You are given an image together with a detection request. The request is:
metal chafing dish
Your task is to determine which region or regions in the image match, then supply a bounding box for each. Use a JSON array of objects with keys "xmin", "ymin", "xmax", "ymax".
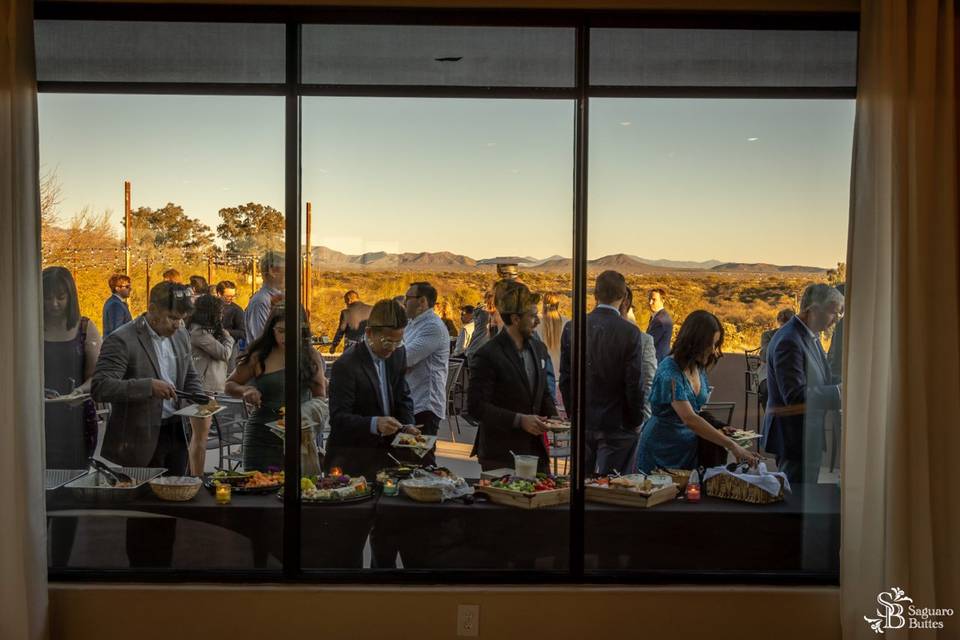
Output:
[
  {"xmin": 63, "ymin": 466, "xmax": 166, "ymax": 503},
  {"xmin": 45, "ymin": 469, "xmax": 89, "ymax": 491}
]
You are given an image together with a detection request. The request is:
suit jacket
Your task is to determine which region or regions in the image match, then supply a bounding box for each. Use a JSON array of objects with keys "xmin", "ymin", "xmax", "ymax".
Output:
[
  {"xmin": 331, "ymin": 301, "xmax": 372, "ymax": 351},
  {"xmin": 221, "ymin": 302, "xmax": 246, "ymax": 343},
  {"xmin": 646, "ymin": 308, "xmax": 673, "ymax": 362},
  {"xmin": 102, "ymin": 294, "xmax": 132, "ymax": 337},
  {"xmin": 189, "ymin": 326, "xmax": 235, "ymax": 393},
  {"xmin": 639, "ymin": 331, "xmax": 657, "ymax": 423},
  {"xmin": 92, "ymin": 315, "xmax": 205, "ymax": 466},
  {"xmin": 559, "ymin": 307, "xmax": 644, "ymax": 434},
  {"xmin": 761, "ymin": 315, "xmax": 842, "ymax": 461},
  {"xmin": 468, "ymin": 330, "xmax": 558, "ymax": 471},
  {"xmin": 325, "ymin": 342, "xmax": 415, "ymax": 479}
]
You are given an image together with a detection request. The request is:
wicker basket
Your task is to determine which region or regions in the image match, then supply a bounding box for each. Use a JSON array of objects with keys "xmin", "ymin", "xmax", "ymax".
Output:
[
  {"xmin": 399, "ymin": 481, "xmax": 444, "ymax": 503},
  {"xmin": 149, "ymin": 476, "xmax": 202, "ymax": 502},
  {"xmin": 664, "ymin": 468, "xmax": 692, "ymax": 491},
  {"xmin": 704, "ymin": 472, "xmax": 784, "ymax": 504}
]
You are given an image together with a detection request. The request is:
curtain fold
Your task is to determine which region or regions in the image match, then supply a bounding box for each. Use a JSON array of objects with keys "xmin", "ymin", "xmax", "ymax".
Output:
[
  {"xmin": 842, "ymin": 1, "xmax": 960, "ymax": 638},
  {"xmin": 0, "ymin": 0, "xmax": 49, "ymax": 638}
]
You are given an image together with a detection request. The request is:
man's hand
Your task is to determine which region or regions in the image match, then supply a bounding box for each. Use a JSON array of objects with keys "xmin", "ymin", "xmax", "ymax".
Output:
[
  {"xmin": 519, "ymin": 414, "xmax": 548, "ymax": 436},
  {"xmin": 376, "ymin": 416, "xmax": 403, "ymax": 436},
  {"xmin": 151, "ymin": 379, "xmax": 176, "ymax": 400},
  {"xmin": 241, "ymin": 386, "xmax": 262, "ymax": 408},
  {"xmin": 401, "ymin": 424, "xmax": 421, "ymax": 435}
]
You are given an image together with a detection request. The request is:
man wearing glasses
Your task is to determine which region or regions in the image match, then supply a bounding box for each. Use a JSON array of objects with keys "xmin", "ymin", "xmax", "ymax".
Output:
[
  {"xmin": 762, "ymin": 283, "xmax": 844, "ymax": 484},
  {"xmin": 468, "ymin": 280, "xmax": 559, "ymax": 472},
  {"xmin": 102, "ymin": 273, "xmax": 133, "ymax": 336},
  {"xmin": 326, "ymin": 299, "xmax": 421, "ymax": 481}
]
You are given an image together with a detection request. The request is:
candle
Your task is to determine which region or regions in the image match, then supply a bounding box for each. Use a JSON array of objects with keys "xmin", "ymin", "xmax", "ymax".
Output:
[
  {"xmin": 330, "ymin": 467, "xmax": 343, "ymax": 477},
  {"xmin": 383, "ymin": 480, "xmax": 398, "ymax": 496},
  {"xmin": 215, "ymin": 482, "xmax": 232, "ymax": 505},
  {"xmin": 685, "ymin": 483, "xmax": 701, "ymax": 502}
]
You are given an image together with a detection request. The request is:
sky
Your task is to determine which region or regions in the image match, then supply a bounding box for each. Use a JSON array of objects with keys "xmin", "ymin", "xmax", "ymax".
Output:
[{"xmin": 39, "ymin": 94, "xmax": 855, "ymax": 267}]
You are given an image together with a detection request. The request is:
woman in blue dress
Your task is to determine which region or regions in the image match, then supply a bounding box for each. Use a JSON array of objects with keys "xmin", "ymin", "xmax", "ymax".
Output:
[{"xmin": 636, "ymin": 310, "xmax": 759, "ymax": 472}]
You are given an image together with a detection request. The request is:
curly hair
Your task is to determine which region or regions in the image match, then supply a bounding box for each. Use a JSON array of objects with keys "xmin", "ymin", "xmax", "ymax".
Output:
[{"xmin": 189, "ymin": 294, "xmax": 226, "ymax": 341}]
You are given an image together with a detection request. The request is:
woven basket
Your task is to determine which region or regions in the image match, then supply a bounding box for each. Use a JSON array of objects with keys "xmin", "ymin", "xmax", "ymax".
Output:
[
  {"xmin": 149, "ymin": 476, "xmax": 202, "ymax": 502},
  {"xmin": 400, "ymin": 482, "xmax": 444, "ymax": 503},
  {"xmin": 704, "ymin": 473, "xmax": 784, "ymax": 504},
  {"xmin": 665, "ymin": 468, "xmax": 692, "ymax": 491}
]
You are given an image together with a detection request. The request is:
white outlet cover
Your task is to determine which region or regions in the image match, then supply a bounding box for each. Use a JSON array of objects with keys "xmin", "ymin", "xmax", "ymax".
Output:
[{"xmin": 457, "ymin": 604, "xmax": 480, "ymax": 637}]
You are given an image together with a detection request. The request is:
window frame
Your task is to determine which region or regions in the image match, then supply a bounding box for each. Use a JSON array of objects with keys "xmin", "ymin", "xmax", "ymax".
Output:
[{"xmin": 35, "ymin": 1, "xmax": 856, "ymax": 586}]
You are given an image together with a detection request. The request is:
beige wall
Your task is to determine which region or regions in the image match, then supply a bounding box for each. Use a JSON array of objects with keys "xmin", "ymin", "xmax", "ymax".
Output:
[{"xmin": 51, "ymin": 584, "xmax": 840, "ymax": 639}]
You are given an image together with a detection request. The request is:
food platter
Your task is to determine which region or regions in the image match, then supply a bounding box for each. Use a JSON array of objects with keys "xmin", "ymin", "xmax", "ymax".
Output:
[
  {"xmin": 390, "ymin": 432, "xmax": 437, "ymax": 457},
  {"xmin": 585, "ymin": 474, "xmax": 678, "ymax": 508},
  {"xmin": 204, "ymin": 470, "xmax": 284, "ymax": 494},
  {"xmin": 544, "ymin": 419, "xmax": 572, "ymax": 433},
  {"xmin": 475, "ymin": 474, "xmax": 570, "ymax": 509},
  {"xmin": 173, "ymin": 399, "xmax": 226, "ymax": 418},
  {"xmin": 45, "ymin": 468, "xmax": 89, "ymax": 491},
  {"xmin": 729, "ymin": 430, "xmax": 763, "ymax": 447},
  {"xmin": 289, "ymin": 474, "xmax": 375, "ymax": 504}
]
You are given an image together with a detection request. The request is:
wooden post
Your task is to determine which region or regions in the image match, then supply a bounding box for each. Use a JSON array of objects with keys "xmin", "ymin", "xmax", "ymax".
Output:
[
  {"xmin": 251, "ymin": 255, "xmax": 257, "ymax": 296},
  {"xmin": 304, "ymin": 202, "xmax": 312, "ymax": 311},
  {"xmin": 124, "ymin": 181, "xmax": 131, "ymax": 275},
  {"xmin": 207, "ymin": 255, "xmax": 213, "ymax": 287},
  {"xmin": 145, "ymin": 254, "xmax": 151, "ymax": 296}
]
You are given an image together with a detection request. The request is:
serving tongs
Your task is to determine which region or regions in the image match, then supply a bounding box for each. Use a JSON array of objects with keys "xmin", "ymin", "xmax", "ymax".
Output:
[
  {"xmin": 175, "ymin": 389, "xmax": 212, "ymax": 404},
  {"xmin": 88, "ymin": 458, "xmax": 133, "ymax": 487}
]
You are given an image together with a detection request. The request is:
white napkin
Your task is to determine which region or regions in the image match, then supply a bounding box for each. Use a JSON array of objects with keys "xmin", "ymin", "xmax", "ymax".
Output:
[{"xmin": 702, "ymin": 462, "xmax": 791, "ymax": 497}]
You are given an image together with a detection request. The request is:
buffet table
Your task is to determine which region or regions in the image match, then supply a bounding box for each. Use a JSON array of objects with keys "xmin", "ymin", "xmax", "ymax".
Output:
[{"xmin": 46, "ymin": 483, "xmax": 838, "ymax": 573}]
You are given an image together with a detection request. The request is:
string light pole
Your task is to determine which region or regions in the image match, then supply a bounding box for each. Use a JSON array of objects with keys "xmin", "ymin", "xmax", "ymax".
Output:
[{"xmin": 124, "ymin": 180, "xmax": 131, "ymax": 275}]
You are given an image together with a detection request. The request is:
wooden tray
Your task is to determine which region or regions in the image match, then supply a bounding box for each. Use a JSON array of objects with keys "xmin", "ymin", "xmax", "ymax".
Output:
[
  {"xmin": 476, "ymin": 485, "xmax": 570, "ymax": 509},
  {"xmin": 585, "ymin": 483, "xmax": 678, "ymax": 508}
]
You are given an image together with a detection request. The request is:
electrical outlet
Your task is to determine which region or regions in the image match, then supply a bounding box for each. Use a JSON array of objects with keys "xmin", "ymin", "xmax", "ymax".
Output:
[{"xmin": 457, "ymin": 604, "xmax": 480, "ymax": 637}]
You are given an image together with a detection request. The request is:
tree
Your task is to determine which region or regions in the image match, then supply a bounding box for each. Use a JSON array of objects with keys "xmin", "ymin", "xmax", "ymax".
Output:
[
  {"xmin": 826, "ymin": 262, "xmax": 847, "ymax": 286},
  {"xmin": 124, "ymin": 203, "xmax": 215, "ymax": 258},
  {"xmin": 217, "ymin": 202, "xmax": 285, "ymax": 257},
  {"xmin": 40, "ymin": 167, "xmax": 63, "ymax": 229}
]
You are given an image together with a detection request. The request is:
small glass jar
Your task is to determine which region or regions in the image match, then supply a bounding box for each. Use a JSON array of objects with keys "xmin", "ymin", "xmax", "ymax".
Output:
[
  {"xmin": 215, "ymin": 482, "xmax": 232, "ymax": 505},
  {"xmin": 382, "ymin": 480, "xmax": 398, "ymax": 497}
]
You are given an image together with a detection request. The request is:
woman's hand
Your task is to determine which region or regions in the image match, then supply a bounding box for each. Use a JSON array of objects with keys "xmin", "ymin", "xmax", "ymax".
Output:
[
  {"xmin": 241, "ymin": 385, "xmax": 262, "ymax": 408},
  {"xmin": 730, "ymin": 443, "xmax": 760, "ymax": 466}
]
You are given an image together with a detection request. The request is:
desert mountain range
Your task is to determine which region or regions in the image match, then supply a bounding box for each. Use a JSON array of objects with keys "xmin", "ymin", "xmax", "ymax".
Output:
[{"xmin": 309, "ymin": 246, "xmax": 827, "ymax": 274}]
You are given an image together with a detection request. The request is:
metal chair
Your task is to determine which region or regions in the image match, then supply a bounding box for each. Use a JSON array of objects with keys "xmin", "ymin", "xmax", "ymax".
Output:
[
  {"xmin": 702, "ymin": 401, "xmax": 736, "ymax": 427},
  {"xmin": 445, "ymin": 358, "xmax": 465, "ymax": 442},
  {"xmin": 743, "ymin": 347, "xmax": 763, "ymax": 429},
  {"xmin": 211, "ymin": 395, "xmax": 248, "ymax": 471}
]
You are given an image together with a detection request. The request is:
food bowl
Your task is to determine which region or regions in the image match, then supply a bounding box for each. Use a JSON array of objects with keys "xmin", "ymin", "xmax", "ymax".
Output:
[
  {"xmin": 399, "ymin": 481, "xmax": 444, "ymax": 503},
  {"xmin": 665, "ymin": 468, "xmax": 692, "ymax": 490},
  {"xmin": 149, "ymin": 476, "xmax": 202, "ymax": 502}
]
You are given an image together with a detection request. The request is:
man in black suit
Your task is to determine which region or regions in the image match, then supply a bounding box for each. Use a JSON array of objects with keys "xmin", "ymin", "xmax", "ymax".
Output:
[
  {"xmin": 325, "ymin": 299, "xmax": 419, "ymax": 481},
  {"xmin": 646, "ymin": 287, "xmax": 674, "ymax": 362},
  {"xmin": 560, "ymin": 271, "xmax": 645, "ymax": 475},
  {"xmin": 469, "ymin": 280, "xmax": 558, "ymax": 472}
]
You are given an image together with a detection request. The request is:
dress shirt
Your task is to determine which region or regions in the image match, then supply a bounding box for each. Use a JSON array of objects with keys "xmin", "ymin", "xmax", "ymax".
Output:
[
  {"xmin": 366, "ymin": 339, "xmax": 391, "ymax": 435},
  {"xmin": 403, "ymin": 309, "xmax": 450, "ymax": 419},
  {"xmin": 145, "ymin": 320, "xmax": 178, "ymax": 419},
  {"xmin": 244, "ymin": 285, "xmax": 281, "ymax": 344},
  {"xmin": 453, "ymin": 321, "xmax": 475, "ymax": 356}
]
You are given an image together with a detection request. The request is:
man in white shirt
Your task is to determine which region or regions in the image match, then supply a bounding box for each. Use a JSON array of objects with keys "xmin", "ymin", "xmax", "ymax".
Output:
[
  {"xmin": 453, "ymin": 305, "xmax": 475, "ymax": 356},
  {"xmin": 244, "ymin": 250, "xmax": 284, "ymax": 343},
  {"xmin": 403, "ymin": 281, "xmax": 450, "ymax": 464}
]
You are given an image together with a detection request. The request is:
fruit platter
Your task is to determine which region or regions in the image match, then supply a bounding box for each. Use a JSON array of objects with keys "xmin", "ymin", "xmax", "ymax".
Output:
[
  {"xmin": 585, "ymin": 473, "xmax": 678, "ymax": 508},
  {"xmin": 293, "ymin": 474, "xmax": 374, "ymax": 504},
  {"xmin": 204, "ymin": 469, "xmax": 284, "ymax": 494},
  {"xmin": 475, "ymin": 473, "xmax": 570, "ymax": 509}
]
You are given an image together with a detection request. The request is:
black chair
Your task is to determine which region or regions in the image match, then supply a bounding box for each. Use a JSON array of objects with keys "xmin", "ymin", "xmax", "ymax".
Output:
[
  {"xmin": 445, "ymin": 357, "xmax": 465, "ymax": 442},
  {"xmin": 743, "ymin": 347, "xmax": 763, "ymax": 429},
  {"xmin": 702, "ymin": 401, "xmax": 736, "ymax": 427}
]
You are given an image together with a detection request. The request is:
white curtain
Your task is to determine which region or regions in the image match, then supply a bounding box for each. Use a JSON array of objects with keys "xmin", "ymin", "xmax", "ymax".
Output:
[
  {"xmin": 842, "ymin": 1, "xmax": 959, "ymax": 638},
  {"xmin": 0, "ymin": 0, "xmax": 49, "ymax": 638}
]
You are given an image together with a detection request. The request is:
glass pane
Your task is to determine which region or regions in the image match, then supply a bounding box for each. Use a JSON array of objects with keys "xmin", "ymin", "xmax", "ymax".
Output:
[
  {"xmin": 39, "ymin": 94, "xmax": 285, "ymax": 570},
  {"xmin": 300, "ymin": 97, "xmax": 574, "ymax": 571},
  {"xmin": 35, "ymin": 20, "xmax": 286, "ymax": 83},
  {"xmin": 591, "ymin": 28, "xmax": 858, "ymax": 87},
  {"xmin": 584, "ymin": 98, "xmax": 853, "ymax": 574},
  {"xmin": 302, "ymin": 25, "xmax": 575, "ymax": 87}
]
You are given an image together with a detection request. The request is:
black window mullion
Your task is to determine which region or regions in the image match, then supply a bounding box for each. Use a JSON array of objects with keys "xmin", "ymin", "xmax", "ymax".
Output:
[{"xmin": 282, "ymin": 20, "xmax": 303, "ymax": 579}]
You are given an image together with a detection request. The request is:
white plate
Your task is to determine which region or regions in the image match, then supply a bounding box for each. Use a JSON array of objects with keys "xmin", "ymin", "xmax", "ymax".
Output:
[
  {"xmin": 390, "ymin": 432, "xmax": 437, "ymax": 450},
  {"xmin": 544, "ymin": 420, "xmax": 572, "ymax": 432},
  {"xmin": 172, "ymin": 403, "xmax": 227, "ymax": 418},
  {"xmin": 44, "ymin": 392, "xmax": 91, "ymax": 404}
]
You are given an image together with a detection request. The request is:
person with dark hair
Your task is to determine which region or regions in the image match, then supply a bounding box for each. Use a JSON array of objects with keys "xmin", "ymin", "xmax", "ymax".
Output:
[
  {"xmin": 619, "ymin": 287, "xmax": 658, "ymax": 423},
  {"xmin": 646, "ymin": 287, "xmax": 674, "ymax": 363},
  {"xmin": 43, "ymin": 267, "xmax": 103, "ymax": 568},
  {"xmin": 468, "ymin": 280, "xmax": 558, "ymax": 472},
  {"xmin": 187, "ymin": 294, "xmax": 235, "ymax": 475},
  {"xmin": 325, "ymin": 299, "xmax": 420, "ymax": 480},
  {"xmin": 102, "ymin": 273, "xmax": 132, "ymax": 336},
  {"xmin": 162, "ymin": 268, "xmax": 182, "ymax": 284},
  {"xmin": 763, "ymin": 283, "xmax": 844, "ymax": 483},
  {"xmin": 188, "ymin": 274, "xmax": 208, "ymax": 298},
  {"xmin": 636, "ymin": 310, "xmax": 759, "ymax": 473},
  {"xmin": 435, "ymin": 299, "xmax": 459, "ymax": 338},
  {"xmin": 402, "ymin": 282, "xmax": 450, "ymax": 463},
  {"xmin": 560, "ymin": 271, "xmax": 644, "ymax": 474},
  {"xmin": 465, "ymin": 289, "xmax": 497, "ymax": 362},
  {"xmin": 453, "ymin": 305, "xmax": 475, "ymax": 356},
  {"xmin": 216, "ymin": 280, "xmax": 245, "ymax": 367},
  {"xmin": 226, "ymin": 304, "xmax": 326, "ymax": 471},
  {"xmin": 245, "ymin": 250, "xmax": 285, "ymax": 343},
  {"xmin": 91, "ymin": 281, "xmax": 206, "ymax": 567},
  {"xmin": 329, "ymin": 289, "xmax": 372, "ymax": 354}
]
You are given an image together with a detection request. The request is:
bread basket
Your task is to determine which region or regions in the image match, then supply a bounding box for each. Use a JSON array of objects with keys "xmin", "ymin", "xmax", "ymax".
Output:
[
  {"xmin": 399, "ymin": 480, "xmax": 444, "ymax": 503},
  {"xmin": 149, "ymin": 476, "xmax": 202, "ymax": 502}
]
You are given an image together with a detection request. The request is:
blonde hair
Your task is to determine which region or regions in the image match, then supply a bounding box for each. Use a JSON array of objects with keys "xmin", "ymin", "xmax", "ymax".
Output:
[{"xmin": 540, "ymin": 293, "xmax": 563, "ymax": 355}]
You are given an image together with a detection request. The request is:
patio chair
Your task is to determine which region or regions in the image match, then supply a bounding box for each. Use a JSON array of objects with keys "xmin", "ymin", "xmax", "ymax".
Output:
[
  {"xmin": 445, "ymin": 357, "xmax": 465, "ymax": 442},
  {"xmin": 743, "ymin": 347, "xmax": 763, "ymax": 428}
]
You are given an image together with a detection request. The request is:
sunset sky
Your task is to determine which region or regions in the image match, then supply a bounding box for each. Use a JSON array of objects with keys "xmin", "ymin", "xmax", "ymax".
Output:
[{"xmin": 39, "ymin": 94, "xmax": 854, "ymax": 268}]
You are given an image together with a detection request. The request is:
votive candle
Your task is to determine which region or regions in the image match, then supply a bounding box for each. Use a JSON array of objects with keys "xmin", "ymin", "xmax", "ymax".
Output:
[{"xmin": 215, "ymin": 483, "xmax": 232, "ymax": 505}]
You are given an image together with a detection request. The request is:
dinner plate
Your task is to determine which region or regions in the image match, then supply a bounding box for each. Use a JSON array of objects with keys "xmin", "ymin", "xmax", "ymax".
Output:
[
  {"xmin": 44, "ymin": 392, "xmax": 91, "ymax": 404},
  {"xmin": 173, "ymin": 403, "xmax": 226, "ymax": 418},
  {"xmin": 390, "ymin": 433, "xmax": 437, "ymax": 450},
  {"xmin": 203, "ymin": 474, "xmax": 282, "ymax": 494}
]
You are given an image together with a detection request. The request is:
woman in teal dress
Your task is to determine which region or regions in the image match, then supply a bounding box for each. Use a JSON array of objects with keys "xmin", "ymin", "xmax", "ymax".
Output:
[
  {"xmin": 226, "ymin": 304, "xmax": 327, "ymax": 471},
  {"xmin": 636, "ymin": 310, "xmax": 759, "ymax": 472}
]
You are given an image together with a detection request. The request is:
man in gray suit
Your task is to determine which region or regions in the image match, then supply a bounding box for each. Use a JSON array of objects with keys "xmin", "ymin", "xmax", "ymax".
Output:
[
  {"xmin": 621, "ymin": 287, "xmax": 658, "ymax": 422},
  {"xmin": 92, "ymin": 281, "xmax": 207, "ymax": 566}
]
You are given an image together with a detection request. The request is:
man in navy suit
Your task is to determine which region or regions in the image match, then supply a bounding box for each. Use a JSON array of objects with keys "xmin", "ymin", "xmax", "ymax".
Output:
[
  {"xmin": 102, "ymin": 273, "xmax": 132, "ymax": 336},
  {"xmin": 646, "ymin": 287, "xmax": 673, "ymax": 362},
  {"xmin": 762, "ymin": 283, "xmax": 844, "ymax": 483},
  {"xmin": 560, "ymin": 271, "xmax": 645, "ymax": 475}
]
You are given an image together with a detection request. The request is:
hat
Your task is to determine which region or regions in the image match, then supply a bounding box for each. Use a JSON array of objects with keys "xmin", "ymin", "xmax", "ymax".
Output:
[{"xmin": 494, "ymin": 280, "xmax": 540, "ymax": 316}]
